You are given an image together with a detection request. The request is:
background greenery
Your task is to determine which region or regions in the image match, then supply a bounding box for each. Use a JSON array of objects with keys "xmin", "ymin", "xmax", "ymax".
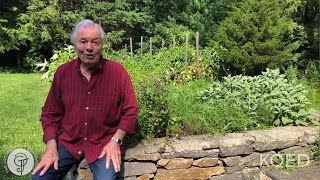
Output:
[{"xmin": 0, "ymin": 0, "xmax": 319, "ymax": 72}]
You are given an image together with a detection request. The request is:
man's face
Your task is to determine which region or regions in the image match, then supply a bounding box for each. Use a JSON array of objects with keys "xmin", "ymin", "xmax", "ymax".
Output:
[{"xmin": 75, "ymin": 25, "xmax": 103, "ymax": 66}]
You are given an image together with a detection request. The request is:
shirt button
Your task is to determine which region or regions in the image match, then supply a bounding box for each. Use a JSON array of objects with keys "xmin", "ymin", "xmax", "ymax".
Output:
[
  {"xmin": 85, "ymin": 107, "xmax": 89, "ymax": 110},
  {"xmin": 85, "ymin": 122, "xmax": 87, "ymax": 125},
  {"xmin": 78, "ymin": 151, "xmax": 81, "ymax": 154},
  {"xmin": 88, "ymin": 92, "xmax": 91, "ymax": 95},
  {"xmin": 84, "ymin": 137, "xmax": 87, "ymax": 140}
]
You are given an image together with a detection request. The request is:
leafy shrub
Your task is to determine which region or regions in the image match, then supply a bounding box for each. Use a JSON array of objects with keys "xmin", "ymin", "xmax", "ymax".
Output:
[
  {"xmin": 134, "ymin": 75, "xmax": 171, "ymax": 139},
  {"xmin": 310, "ymin": 129, "xmax": 320, "ymax": 162},
  {"xmin": 197, "ymin": 69, "xmax": 311, "ymax": 126},
  {"xmin": 162, "ymin": 46, "xmax": 221, "ymax": 85},
  {"xmin": 304, "ymin": 61, "xmax": 320, "ymax": 89},
  {"xmin": 164, "ymin": 63, "xmax": 213, "ymax": 85}
]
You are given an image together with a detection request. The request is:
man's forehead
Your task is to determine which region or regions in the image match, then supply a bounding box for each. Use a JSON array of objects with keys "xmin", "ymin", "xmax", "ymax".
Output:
[{"xmin": 77, "ymin": 25, "xmax": 101, "ymax": 38}]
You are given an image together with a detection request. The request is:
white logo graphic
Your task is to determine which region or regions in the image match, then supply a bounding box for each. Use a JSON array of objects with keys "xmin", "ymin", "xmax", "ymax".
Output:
[{"xmin": 6, "ymin": 149, "xmax": 35, "ymax": 176}]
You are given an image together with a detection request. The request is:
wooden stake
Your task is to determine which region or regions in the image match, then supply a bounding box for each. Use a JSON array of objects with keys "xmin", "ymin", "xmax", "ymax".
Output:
[
  {"xmin": 150, "ymin": 37, "xmax": 152, "ymax": 55},
  {"xmin": 185, "ymin": 34, "xmax": 188, "ymax": 65},
  {"xmin": 196, "ymin": 32, "xmax": 199, "ymax": 66},
  {"xmin": 125, "ymin": 44, "xmax": 128, "ymax": 59},
  {"xmin": 130, "ymin": 37, "xmax": 133, "ymax": 58}
]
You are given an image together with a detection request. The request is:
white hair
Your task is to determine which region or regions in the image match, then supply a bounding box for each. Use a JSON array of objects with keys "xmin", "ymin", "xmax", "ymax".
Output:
[{"xmin": 70, "ymin": 19, "xmax": 106, "ymax": 45}]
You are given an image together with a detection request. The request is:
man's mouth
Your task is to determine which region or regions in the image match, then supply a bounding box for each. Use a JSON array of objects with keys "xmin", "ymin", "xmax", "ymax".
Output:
[{"xmin": 85, "ymin": 54, "xmax": 94, "ymax": 59}]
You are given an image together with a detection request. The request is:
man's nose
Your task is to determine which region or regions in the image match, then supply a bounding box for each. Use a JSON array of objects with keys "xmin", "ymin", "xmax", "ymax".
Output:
[{"xmin": 85, "ymin": 42, "xmax": 93, "ymax": 51}]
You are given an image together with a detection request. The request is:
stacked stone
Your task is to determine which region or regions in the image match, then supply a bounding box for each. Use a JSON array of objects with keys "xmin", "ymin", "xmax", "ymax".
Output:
[{"xmin": 78, "ymin": 126, "xmax": 318, "ymax": 180}]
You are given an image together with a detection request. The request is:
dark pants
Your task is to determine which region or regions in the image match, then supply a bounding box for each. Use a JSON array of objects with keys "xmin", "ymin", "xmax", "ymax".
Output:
[{"xmin": 32, "ymin": 145, "xmax": 118, "ymax": 180}]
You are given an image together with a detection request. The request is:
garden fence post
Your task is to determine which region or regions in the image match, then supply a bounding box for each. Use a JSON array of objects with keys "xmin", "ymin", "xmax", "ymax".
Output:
[
  {"xmin": 196, "ymin": 32, "xmax": 199, "ymax": 66},
  {"xmin": 185, "ymin": 33, "xmax": 188, "ymax": 65},
  {"xmin": 124, "ymin": 44, "xmax": 128, "ymax": 59},
  {"xmin": 130, "ymin": 37, "xmax": 133, "ymax": 58},
  {"xmin": 150, "ymin": 37, "xmax": 152, "ymax": 55}
]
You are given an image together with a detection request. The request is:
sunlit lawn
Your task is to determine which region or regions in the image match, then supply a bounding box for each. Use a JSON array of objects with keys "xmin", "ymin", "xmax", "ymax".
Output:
[{"xmin": 0, "ymin": 73, "xmax": 50, "ymax": 179}]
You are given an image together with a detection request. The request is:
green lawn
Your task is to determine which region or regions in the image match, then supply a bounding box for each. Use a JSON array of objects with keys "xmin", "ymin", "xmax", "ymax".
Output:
[{"xmin": 0, "ymin": 73, "xmax": 50, "ymax": 179}]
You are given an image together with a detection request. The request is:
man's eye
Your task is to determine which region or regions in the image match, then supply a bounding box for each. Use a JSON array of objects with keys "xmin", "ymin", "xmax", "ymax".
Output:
[{"xmin": 80, "ymin": 40, "xmax": 87, "ymax": 44}]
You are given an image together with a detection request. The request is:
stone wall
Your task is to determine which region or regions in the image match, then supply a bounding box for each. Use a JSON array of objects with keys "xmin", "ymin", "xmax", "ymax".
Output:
[{"xmin": 78, "ymin": 126, "xmax": 319, "ymax": 180}]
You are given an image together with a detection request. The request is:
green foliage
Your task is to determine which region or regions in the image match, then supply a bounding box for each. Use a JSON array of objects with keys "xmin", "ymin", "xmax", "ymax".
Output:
[
  {"xmin": 163, "ymin": 46, "xmax": 222, "ymax": 85},
  {"xmin": 0, "ymin": 0, "xmax": 318, "ymax": 74},
  {"xmin": 37, "ymin": 46, "xmax": 76, "ymax": 83},
  {"xmin": 296, "ymin": 0, "xmax": 319, "ymax": 61},
  {"xmin": 17, "ymin": 0, "xmax": 71, "ymax": 65},
  {"xmin": 310, "ymin": 129, "xmax": 320, "ymax": 162},
  {"xmin": 164, "ymin": 64, "xmax": 213, "ymax": 85},
  {"xmin": 134, "ymin": 75, "xmax": 171, "ymax": 139},
  {"xmin": 0, "ymin": 0, "xmax": 28, "ymax": 53},
  {"xmin": 167, "ymin": 80, "xmax": 257, "ymax": 135},
  {"xmin": 197, "ymin": 69, "xmax": 311, "ymax": 126},
  {"xmin": 304, "ymin": 61, "xmax": 320, "ymax": 89},
  {"xmin": 213, "ymin": 0, "xmax": 307, "ymax": 75},
  {"xmin": 130, "ymin": 0, "xmax": 235, "ymax": 47}
]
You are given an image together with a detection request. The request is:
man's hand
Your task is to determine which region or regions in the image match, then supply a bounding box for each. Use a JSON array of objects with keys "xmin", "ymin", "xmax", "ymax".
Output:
[
  {"xmin": 98, "ymin": 140, "xmax": 121, "ymax": 172},
  {"xmin": 32, "ymin": 139, "xmax": 59, "ymax": 176}
]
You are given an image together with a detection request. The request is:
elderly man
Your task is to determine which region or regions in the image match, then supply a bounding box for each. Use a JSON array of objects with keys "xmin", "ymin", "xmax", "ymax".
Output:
[{"xmin": 32, "ymin": 19, "xmax": 138, "ymax": 180}]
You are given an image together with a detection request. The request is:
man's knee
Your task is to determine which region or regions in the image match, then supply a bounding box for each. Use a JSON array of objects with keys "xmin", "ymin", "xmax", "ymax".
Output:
[
  {"xmin": 90, "ymin": 158, "xmax": 118, "ymax": 180},
  {"xmin": 31, "ymin": 170, "xmax": 48, "ymax": 180}
]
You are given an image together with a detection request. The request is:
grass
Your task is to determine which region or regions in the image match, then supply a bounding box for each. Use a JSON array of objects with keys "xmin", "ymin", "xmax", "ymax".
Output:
[
  {"xmin": 167, "ymin": 79, "xmax": 261, "ymax": 136},
  {"xmin": 0, "ymin": 73, "xmax": 50, "ymax": 179}
]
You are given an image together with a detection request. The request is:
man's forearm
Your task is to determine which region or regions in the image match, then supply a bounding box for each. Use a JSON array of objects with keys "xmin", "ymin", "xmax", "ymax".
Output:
[
  {"xmin": 113, "ymin": 129, "xmax": 127, "ymax": 140},
  {"xmin": 46, "ymin": 139, "xmax": 57, "ymax": 148}
]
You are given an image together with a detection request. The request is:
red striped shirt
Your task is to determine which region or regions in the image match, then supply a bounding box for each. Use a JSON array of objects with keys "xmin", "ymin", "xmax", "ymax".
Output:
[{"xmin": 41, "ymin": 58, "xmax": 138, "ymax": 164}]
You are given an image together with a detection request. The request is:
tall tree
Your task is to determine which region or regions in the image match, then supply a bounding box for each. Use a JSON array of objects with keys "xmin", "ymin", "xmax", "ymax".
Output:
[
  {"xmin": 213, "ymin": 0, "xmax": 307, "ymax": 75},
  {"xmin": 298, "ymin": 0, "xmax": 319, "ymax": 61},
  {"xmin": 0, "ymin": 0, "xmax": 28, "ymax": 53}
]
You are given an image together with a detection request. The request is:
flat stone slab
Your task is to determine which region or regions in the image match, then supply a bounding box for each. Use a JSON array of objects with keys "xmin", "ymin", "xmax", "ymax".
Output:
[
  {"xmin": 154, "ymin": 166, "xmax": 225, "ymax": 180},
  {"xmin": 246, "ymin": 126, "xmax": 306, "ymax": 152},
  {"xmin": 262, "ymin": 163, "xmax": 320, "ymax": 180},
  {"xmin": 166, "ymin": 135, "xmax": 218, "ymax": 152},
  {"xmin": 210, "ymin": 167, "xmax": 260, "ymax": 180},
  {"xmin": 218, "ymin": 133, "xmax": 255, "ymax": 157},
  {"xmin": 161, "ymin": 149, "xmax": 219, "ymax": 159},
  {"xmin": 119, "ymin": 162, "xmax": 157, "ymax": 177}
]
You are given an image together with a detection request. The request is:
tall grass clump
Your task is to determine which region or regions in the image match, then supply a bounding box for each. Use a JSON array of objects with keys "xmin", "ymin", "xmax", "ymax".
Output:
[{"xmin": 167, "ymin": 79, "xmax": 257, "ymax": 135}]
